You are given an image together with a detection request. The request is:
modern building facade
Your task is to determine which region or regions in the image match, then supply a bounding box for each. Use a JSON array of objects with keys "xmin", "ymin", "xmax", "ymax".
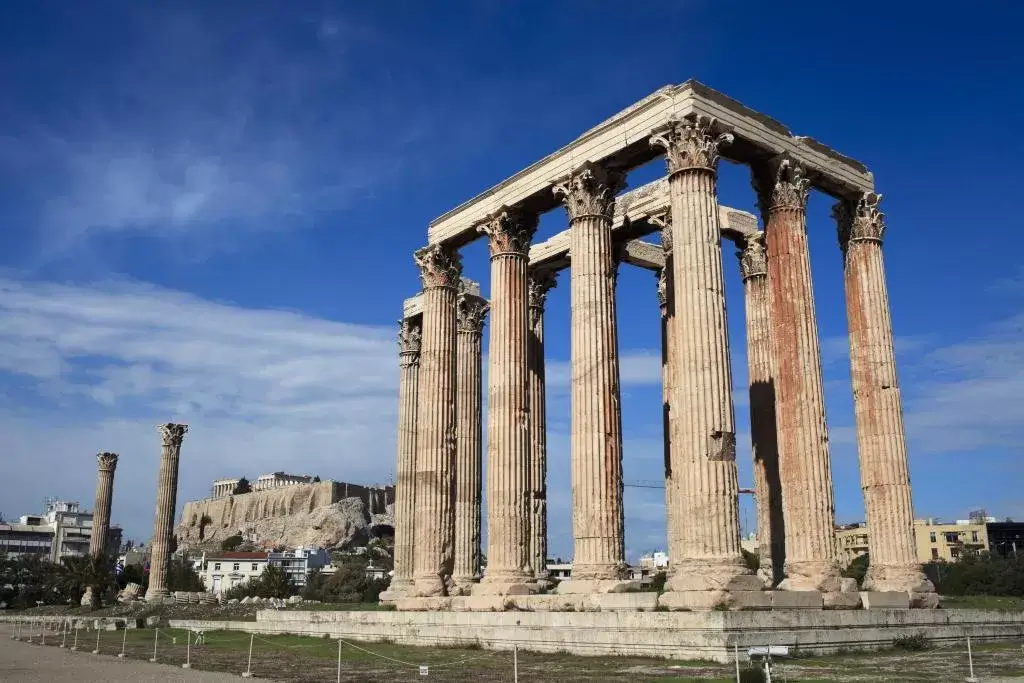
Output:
[
  {"xmin": 0, "ymin": 500, "xmax": 122, "ymax": 562},
  {"xmin": 201, "ymin": 551, "xmax": 270, "ymax": 596}
]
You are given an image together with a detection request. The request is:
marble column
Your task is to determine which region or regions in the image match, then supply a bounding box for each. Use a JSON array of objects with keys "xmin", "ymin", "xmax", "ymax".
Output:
[
  {"xmin": 527, "ymin": 268, "xmax": 558, "ymax": 580},
  {"xmin": 453, "ymin": 288, "xmax": 488, "ymax": 593},
  {"xmin": 737, "ymin": 232, "xmax": 785, "ymax": 587},
  {"xmin": 834, "ymin": 193, "xmax": 937, "ymax": 607},
  {"xmin": 553, "ymin": 162, "xmax": 629, "ymax": 590},
  {"xmin": 752, "ymin": 158, "xmax": 850, "ymax": 600},
  {"xmin": 381, "ymin": 318, "xmax": 422, "ymax": 602},
  {"xmin": 652, "ymin": 211, "xmax": 681, "ymax": 570},
  {"xmin": 651, "ymin": 116, "xmax": 761, "ymax": 607},
  {"xmin": 82, "ymin": 451, "xmax": 119, "ymax": 606},
  {"xmin": 145, "ymin": 423, "xmax": 188, "ymax": 603},
  {"xmin": 476, "ymin": 207, "xmax": 538, "ymax": 595},
  {"xmin": 412, "ymin": 245, "xmax": 462, "ymax": 597}
]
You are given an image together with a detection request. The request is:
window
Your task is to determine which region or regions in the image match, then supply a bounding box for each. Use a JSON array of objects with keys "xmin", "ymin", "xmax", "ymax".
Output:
[
  {"xmin": 214, "ymin": 563, "xmax": 221, "ymax": 571},
  {"xmin": 929, "ymin": 532, "xmax": 936, "ymax": 543},
  {"xmin": 972, "ymin": 531, "xmax": 979, "ymax": 542},
  {"xmin": 951, "ymin": 547, "xmax": 961, "ymax": 560},
  {"xmin": 944, "ymin": 532, "xmax": 960, "ymax": 544},
  {"xmin": 931, "ymin": 548, "xmax": 939, "ymax": 560},
  {"xmin": 252, "ymin": 563, "xmax": 259, "ymax": 571},
  {"xmin": 233, "ymin": 563, "xmax": 240, "ymax": 571}
]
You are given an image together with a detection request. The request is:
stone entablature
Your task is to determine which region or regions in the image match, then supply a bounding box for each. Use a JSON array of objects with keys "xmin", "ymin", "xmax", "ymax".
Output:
[
  {"xmin": 254, "ymin": 472, "xmax": 313, "ymax": 491},
  {"xmin": 212, "ymin": 479, "xmax": 240, "ymax": 498}
]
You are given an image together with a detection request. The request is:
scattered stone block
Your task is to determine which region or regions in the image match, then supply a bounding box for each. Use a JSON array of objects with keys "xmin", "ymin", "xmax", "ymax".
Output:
[{"xmin": 860, "ymin": 591, "xmax": 910, "ymax": 610}]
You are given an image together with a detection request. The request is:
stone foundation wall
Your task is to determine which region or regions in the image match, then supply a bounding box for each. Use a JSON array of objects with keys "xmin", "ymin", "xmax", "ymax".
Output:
[{"xmin": 157, "ymin": 609, "xmax": 1024, "ymax": 663}]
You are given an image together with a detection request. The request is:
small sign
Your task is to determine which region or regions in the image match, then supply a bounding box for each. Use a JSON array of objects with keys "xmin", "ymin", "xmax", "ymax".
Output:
[{"xmin": 419, "ymin": 665, "xmax": 429, "ymax": 676}]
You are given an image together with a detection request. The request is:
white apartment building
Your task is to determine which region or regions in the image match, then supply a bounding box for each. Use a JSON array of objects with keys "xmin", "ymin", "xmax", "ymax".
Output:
[
  {"xmin": 0, "ymin": 500, "xmax": 121, "ymax": 561},
  {"xmin": 201, "ymin": 552, "xmax": 270, "ymax": 596}
]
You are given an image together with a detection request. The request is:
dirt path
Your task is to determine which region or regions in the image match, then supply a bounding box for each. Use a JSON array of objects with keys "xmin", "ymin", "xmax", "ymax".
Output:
[{"xmin": 0, "ymin": 623, "xmax": 252, "ymax": 683}]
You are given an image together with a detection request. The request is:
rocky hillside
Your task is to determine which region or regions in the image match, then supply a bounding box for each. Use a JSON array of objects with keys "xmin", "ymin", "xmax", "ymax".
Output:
[{"xmin": 175, "ymin": 481, "xmax": 394, "ymax": 551}]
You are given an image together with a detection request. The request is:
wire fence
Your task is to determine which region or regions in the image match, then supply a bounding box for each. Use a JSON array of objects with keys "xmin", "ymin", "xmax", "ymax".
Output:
[{"xmin": 4, "ymin": 617, "xmax": 1024, "ymax": 682}]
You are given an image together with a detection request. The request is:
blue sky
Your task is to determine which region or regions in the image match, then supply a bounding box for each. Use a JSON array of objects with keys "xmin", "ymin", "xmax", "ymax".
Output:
[{"xmin": 1, "ymin": 1, "xmax": 1022, "ymax": 561}]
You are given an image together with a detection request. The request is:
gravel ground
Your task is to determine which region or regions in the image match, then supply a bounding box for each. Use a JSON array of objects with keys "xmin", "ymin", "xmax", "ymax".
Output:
[{"xmin": 0, "ymin": 623, "xmax": 252, "ymax": 682}]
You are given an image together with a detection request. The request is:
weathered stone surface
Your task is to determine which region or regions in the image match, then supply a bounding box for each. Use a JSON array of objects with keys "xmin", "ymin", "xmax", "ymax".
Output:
[
  {"xmin": 834, "ymin": 193, "xmax": 936, "ymax": 602},
  {"xmin": 859, "ymin": 591, "xmax": 910, "ymax": 609},
  {"xmin": 83, "ymin": 451, "xmax": 118, "ymax": 606},
  {"xmin": 527, "ymin": 270, "xmax": 557, "ymax": 580},
  {"xmin": 553, "ymin": 163, "xmax": 628, "ymax": 588},
  {"xmin": 754, "ymin": 158, "xmax": 842, "ymax": 594},
  {"xmin": 177, "ymin": 482, "xmax": 390, "ymax": 551},
  {"xmin": 771, "ymin": 590, "xmax": 824, "ymax": 609},
  {"xmin": 453, "ymin": 288, "xmax": 487, "ymax": 591},
  {"xmin": 146, "ymin": 423, "xmax": 187, "ymax": 602},
  {"xmin": 476, "ymin": 208, "xmax": 537, "ymax": 595},
  {"xmin": 736, "ymin": 232, "xmax": 784, "ymax": 587},
  {"xmin": 653, "ymin": 116, "xmax": 754, "ymax": 597}
]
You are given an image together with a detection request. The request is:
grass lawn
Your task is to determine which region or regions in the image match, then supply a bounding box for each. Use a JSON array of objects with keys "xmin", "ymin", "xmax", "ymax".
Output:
[{"xmin": 941, "ymin": 595, "xmax": 1024, "ymax": 610}]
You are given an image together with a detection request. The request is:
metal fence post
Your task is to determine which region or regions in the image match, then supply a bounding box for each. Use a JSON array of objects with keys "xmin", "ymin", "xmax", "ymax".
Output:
[
  {"xmin": 118, "ymin": 626, "xmax": 127, "ymax": 658},
  {"xmin": 149, "ymin": 628, "xmax": 159, "ymax": 662},
  {"xmin": 183, "ymin": 630, "xmax": 192, "ymax": 669},
  {"xmin": 92, "ymin": 626, "xmax": 101, "ymax": 655},
  {"xmin": 242, "ymin": 633, "xmax": 254, "ymax": 678}
]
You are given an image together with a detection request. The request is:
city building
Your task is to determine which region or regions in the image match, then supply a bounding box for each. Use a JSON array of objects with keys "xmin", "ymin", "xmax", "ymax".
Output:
[
  {"xmin": 638, "ymin": 551, "xmax": 669, "ymax": 572},
  {"xmin": 835, "ymin": 516, "xmax": 1004, "ymax": 566},
  {"xmin": 0, "ymin": 500, "xmax": 121, "ymax": 562},
  {"xmin": 985, "ymin": 522, "xmax": 1024, "ymax": 558},
  {"xmin": 201, "ymin": 551, "xmax": 269, "ymax": 596},
  {"xmin": 268, "ymin": 546, "xmax": 330, "ymax": 588}
]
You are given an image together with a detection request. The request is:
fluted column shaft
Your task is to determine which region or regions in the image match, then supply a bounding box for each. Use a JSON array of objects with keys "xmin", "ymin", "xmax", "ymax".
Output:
[
  {"xmin": 412, "ymin": 245, "xmax": 462, "ymax": 597},
  {"xmin": 738, "ymin": 234, "xmax": 785, "ymax": 586},
  {"xmin": 835, "ymin": 194, "xmax": 934, "ymax": 600},
  {"xmin": 654, "ymin": 214, "xmax": 681, "ymax": 569},
  {"xmin": 555, "ymin": 163, "xmax": 626, "ymax": 583},
  {"xmin": 477, "ymin": 209, "xmax": 536, "ymax": 591},
  {"xmin": 651, "ymin": 117, "xmax": 753, "ymax": 597},
  {"xmin": 453, "ymin": 292, "xmax": 487, "ymax": 589},
  {"xmin": 528, "ymin": 270, "xmax": 557, "ymax": 579},
  {"xmin": 388, "ymin": 319, "xmax": 422, "ymax": 597},
  {"xmin": 146, "ymin": 424, "xmax": 187, "ymax": 602},
  {"xmin": 90, "ymin": 453, "xmax": 119, "ymax": 557},
  {"xmin": 755, "ymin": 159, "xmax": 840, "ymax": 591}
]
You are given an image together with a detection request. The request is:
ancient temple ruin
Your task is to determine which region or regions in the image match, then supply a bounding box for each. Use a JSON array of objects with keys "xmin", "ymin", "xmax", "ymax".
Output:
[{"xmin": 382, "ymin": 80, "xmax": 936, "ymax": 612}]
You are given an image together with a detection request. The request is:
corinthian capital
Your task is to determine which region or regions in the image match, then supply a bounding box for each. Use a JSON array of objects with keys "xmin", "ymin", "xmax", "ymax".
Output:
[
  {"xmin": 456, "ymin": 290, "xmax": 489, "ymax": 334},
  {"xmin": 650, "ymin": 115, "xmax": 734, "ymax": 174},
  {"xmin": 414, "ymin": 244, "xmax": 463, "ymax": 290},
  {"xmin": 833, "ymin": 192, "xmax": 886, "ymax": 254},
  {"xmin": 753, "ymin": 157, "xmax": 811, "ymax": 215},
  {"xmin": 477, "ymin": 206, "xmax": 538, "ymax": 257},
  {"xmin": 158, "ymin": 423, "xmax": 188, "ymax": 447},
  {"xmin": 738, "ymin": 231, "xmax": 768, "ymax": 281},
  {"xmin": 398, "ymin": 318, "xmax": 422, "ymax": 358},
  {"xmin": 528, "ymin": 269, "xmax": 558, "ymax": 310},
  {"xmin": 96, "ymin": 452, "xmax": 119, "ymax": 471},
  {"xmin": 552, "ymin": 162, "xmax": 625, "ymax": 222}
]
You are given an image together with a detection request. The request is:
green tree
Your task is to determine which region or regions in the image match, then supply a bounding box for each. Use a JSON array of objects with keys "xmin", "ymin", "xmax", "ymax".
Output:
[
  {"xmin": 233, "ymin": 477, "xmax": 252, "ymax": 495},
  {"xmin": 842, "ymin": 553, "xmax": 870, "ymax": 588},
  {"xmin": 221, "ymin": 534, "xmax": 244, "ymax": 552},
  {"xmin": 166, "ymin": 557, "xmax": 205, "ymax": 592},
  {"xmin": 223, "ymin": 564, "xmax": 294, "ymax": 600}
]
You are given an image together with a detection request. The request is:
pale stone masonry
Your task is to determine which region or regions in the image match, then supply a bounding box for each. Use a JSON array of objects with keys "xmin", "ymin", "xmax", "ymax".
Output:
[
  {"xmin": 380, "ymin": 318, "xmax": 422, "ymax": 602},
  {"xmin": 553, "ymin": 163, "xmax": 629, "ymax": 591},
  {"xmin": 652, "ymin": 116, "xmax": 762, "ymax": 608},
  {"xmin": 393, "ymin": 80, "xmax": 935, "ymax": 612},
  {"xmin": 753, "ymin": 159, "xmax": 855, "ymax": 604},
  {"xmin": 527, "ymin": 269, "xmax": 557, "ymax": 580},
  {"xmin": 146, "ymin": 423, "xmax": 187, "ymax": 603},
  {"xmin": 453, "ymin": 287, "xmax": 488, "ymax": 593},
  {"xmin": 82, "ymin": 451, "xmax": 119, "ymax": 606},
  {"xmin": 412, "ymin": 245, "xmax": 462, "ymax": 597},
  {"xmin": 833, "ymin": 193, "xmax": 938, "ymax": 607},
  {"xmin": 475, "ymin": 208, "xmax": 538, "ymax": 595},
  {"xmin": 736, "ymin": 233, "xmax": 785, "ymax": 586}
]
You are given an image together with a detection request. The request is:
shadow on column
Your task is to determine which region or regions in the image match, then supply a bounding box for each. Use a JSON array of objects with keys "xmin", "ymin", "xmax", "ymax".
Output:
[{"xmin": 750, "ymin": 377, "xmax": 786, "ymax": 587}]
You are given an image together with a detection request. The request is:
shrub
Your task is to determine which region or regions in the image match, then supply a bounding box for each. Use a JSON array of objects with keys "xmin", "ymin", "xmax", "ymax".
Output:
[
  {"xmin": 893, "ymin": 633, "xmax": 930, "ymax": 651},
  {"xmin": 842, "ymin": 554, "xmax": 870, "ymax": 588},
  {"xmin": 221, "ymin": 534, "xmax": 244, "ymax": 552},
  {"xmin": 739, "ymin": 666, "xmax": 767, "ymax": 683},
  {"xmin": 223, "ymin": 565, "xmax": 294, "ymax": 600},
  {"xmin": 925, "ymin": 552, "xmax": 1024, "ymax": 597}
]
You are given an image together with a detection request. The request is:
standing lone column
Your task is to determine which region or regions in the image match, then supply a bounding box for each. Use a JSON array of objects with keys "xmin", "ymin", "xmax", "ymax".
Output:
[
  {"xmin": 736, "ymin": 232, "xmax": 785, "ymax": 587},
  {"xmin": 553, "ymin": 162, "xmax": 629, "ymax": 591},
  {"xmin": 476, "ymin": 207, "xmax": 538, "ymax": 595},
  {"xmin": 381, "ymin": 318, "xmax": 422, "ymax": 602},
  {"xmin": 834, "ymin": 193, "xmax": 937, "ymax": 608},
  {"xmin": 753, "ymin": 159, "xmax": 853, "ymax": 603},
  {"xmin": 82, "ymin": 451, "xmax": 119, "ymax": 606},
  {"xmin": 453, "ymin": 288, "xmax": 488, "ymax": 593},
  {"xmin": 145, "ymin": 424, "xmax": 188, "ymax": 603},
  {"xmin": 652, "ymin": 211, "xmax": 681, "ymax": 569},
  {"xmin": 651, "ymin": 116, "xmax": 761, "ymax": 608},
  {"xmin": 527, "ymin": 269, "xmax": 558, "ymax": 580},
  {"xmin": 412, "ymin": 245, "xmax": 462, "ymax": 597}
]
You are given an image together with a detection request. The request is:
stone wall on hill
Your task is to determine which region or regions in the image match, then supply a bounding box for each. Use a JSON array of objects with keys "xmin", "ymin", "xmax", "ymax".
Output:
[{"xmin": 175, "ymin": 480, "xmax": 394, "ymax": 551}]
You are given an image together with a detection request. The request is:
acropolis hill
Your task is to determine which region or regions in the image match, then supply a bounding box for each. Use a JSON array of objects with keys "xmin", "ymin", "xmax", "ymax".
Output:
[{"xmin": 175, "ymin": 474, "xmax": 394, "ymax": 551}]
